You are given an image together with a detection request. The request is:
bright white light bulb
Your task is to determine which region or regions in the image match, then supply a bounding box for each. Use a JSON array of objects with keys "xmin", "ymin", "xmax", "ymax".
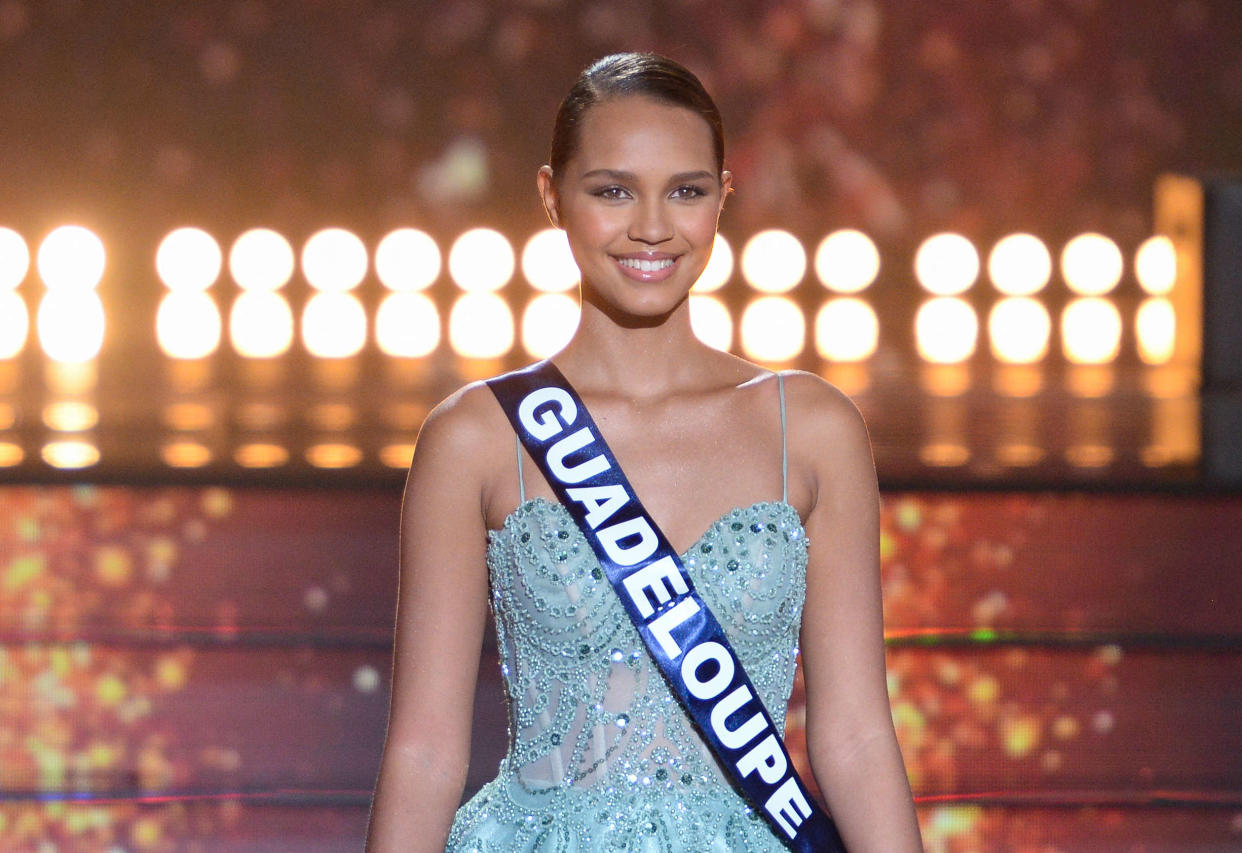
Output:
[
  {"xmin": 915, "ymin": 233, "xmax": 979, "ymax": 296},
  {"xmin": 692, "ymin": 235, "xmax": 735, "ymax": 293},
  {"xmin": 815, "ymin": 230, "xmax": 880, "ymax": 293},
  {"xmin": 302, "ymin": 228, "xmax": 369, "ymax": 292},
  {"xmin": 689, "ymin": 295, "xmax": 733, "ymax": 350},
  {"xmin": 37, "ymin": 291, "xmax": 106, "ymax": 361},
  {"xmin": 740, "ymin": 296, "xmax": 805, "ymax": 362},
  {"xmin": 815, "ymin": 298, "xmax": 879, "ymax": 361},
  {"xmin": 375, "ymin": 292, "xmax": 441, "ymax": 357},
  {"xmin": 38, "ymin": 226, "xmax": 106, "ymax": 292},
  {"xmin": 741, "ymin": 230, "xmax": 806, "ymax": 294},
  {"xmin": 156, "ymin": 228, "xmax": 223, "ymax": 292},
  {"xmin": 915, "ymin": 297, "xmax": 978, "ymax": 363},
  {"xmin": 229, "ymin": 229, "xmax": 295, "ymax": 291},
  {"xmin": 449, "ymin": 228, "xmax": 515, "ymax": 292},
  {"xmin": 229, "ymin": 291, "xmax": 294, "ymax": 357},
  {"xmin": 987, "ymin": 297, "xmax": 1050, "ymax": 363},
  {"xmin": 988, "ymin": 233, "xmax": 1051, "ymax": 296},
  {"xmin": 521, "ymin": 293, "xmax": 579, "ymax": 357},
  {"xmin": 522, "ymin": 229, "xmax": 580, "ymax": 293},
  {"xmin": 302, "ymin": 292, "xmax": 368, "ymax": 357},
  {"xmin": 448, "ymin": 292, "xmax": 514, "ymax": 358},
  {"xmin": 1061, "ymin": 233, "xmax": 1123, "ymax": 296},
  {"xmin": 1135, "ymin": 236, "xmax": 1176, "ymax": 296},
  {"xmin": 376, "ymin": 228, "xmax": 441, "ymax": 291},
  {"xmin": 0, "ymin": 227, "xmax": 31, "ymax": 291},
  {"xmin": 156, "ymin": 292, "xmax": 222, "ymax": 359}
]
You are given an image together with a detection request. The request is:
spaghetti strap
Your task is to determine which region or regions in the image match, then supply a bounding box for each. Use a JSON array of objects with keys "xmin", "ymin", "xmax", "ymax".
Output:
[
  {"xmin": 515, "ymin": 434, "xmax": 526, "ymax": 503},
  {"xmin": 776, "ymin": 371, "xmax": 788, "ymax": 503}
]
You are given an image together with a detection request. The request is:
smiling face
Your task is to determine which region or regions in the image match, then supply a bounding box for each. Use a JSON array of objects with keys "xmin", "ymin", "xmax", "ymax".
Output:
[{"xmin": 538, "ymin": 95, "xmax": 731, "ymax": 323}]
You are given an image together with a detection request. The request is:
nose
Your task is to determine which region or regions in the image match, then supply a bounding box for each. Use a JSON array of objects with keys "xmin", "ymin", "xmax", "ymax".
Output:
[{"xmin": 627, "ymin": 197, "xmax": 674, "ymax": 245}]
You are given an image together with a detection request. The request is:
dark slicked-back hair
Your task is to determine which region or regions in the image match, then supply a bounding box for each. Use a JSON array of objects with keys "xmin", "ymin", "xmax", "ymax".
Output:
[{"xmin": 549, "ymin": 53, "xmax": 725, "ymax": 178}]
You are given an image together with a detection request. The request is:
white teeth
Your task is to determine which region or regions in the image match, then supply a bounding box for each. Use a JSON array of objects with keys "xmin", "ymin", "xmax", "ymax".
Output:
[{"xmin": 618, "ymin": 257, "xmax": 674, "ymax": 272}]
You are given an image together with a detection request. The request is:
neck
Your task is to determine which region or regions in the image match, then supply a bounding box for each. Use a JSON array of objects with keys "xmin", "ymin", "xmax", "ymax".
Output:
[{"xmin": 554, "ymin": 298, "xmax": 711, "ymax": 398}]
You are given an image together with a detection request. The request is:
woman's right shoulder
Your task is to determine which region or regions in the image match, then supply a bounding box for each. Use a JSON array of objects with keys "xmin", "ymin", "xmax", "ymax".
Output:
[{"xmin": 413, "ymin": 380, "xmax": 511, "ymax": 464}]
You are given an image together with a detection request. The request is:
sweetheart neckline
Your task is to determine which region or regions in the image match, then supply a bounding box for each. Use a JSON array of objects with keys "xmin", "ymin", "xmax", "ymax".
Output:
[{"xmin": 487, "ymin": 496, "xmax": 806, "ymax": 560}]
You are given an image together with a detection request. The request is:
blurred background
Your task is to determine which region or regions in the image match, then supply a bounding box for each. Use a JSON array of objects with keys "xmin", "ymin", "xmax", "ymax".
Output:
[{"xmin": 2, "ymin": 0, "xmax": 1242, "ymax": 850}]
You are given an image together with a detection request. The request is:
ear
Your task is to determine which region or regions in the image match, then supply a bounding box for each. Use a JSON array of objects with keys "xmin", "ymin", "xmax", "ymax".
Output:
[
  {"xmin": 537, "ymin": 166, "xmax": 562, "ymax": 228},
  {"xmin": 719, "ymin": 170, "xmax": 734, "ymax": 214}
]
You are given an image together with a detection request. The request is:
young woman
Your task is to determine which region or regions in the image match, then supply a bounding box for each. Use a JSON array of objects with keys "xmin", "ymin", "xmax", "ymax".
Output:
[{"xmin": 366, "ymin": 53, "xmax": 922, "ymax": 852}]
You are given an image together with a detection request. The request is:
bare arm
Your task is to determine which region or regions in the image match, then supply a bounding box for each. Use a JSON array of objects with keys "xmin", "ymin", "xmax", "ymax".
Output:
[
  {"xmin": 789, "ymin": 375, "xmax": 922, "ymax": 852},
  {"xmin": 365, "ymin": 386, "xmax": 498, "ymax": 852}
]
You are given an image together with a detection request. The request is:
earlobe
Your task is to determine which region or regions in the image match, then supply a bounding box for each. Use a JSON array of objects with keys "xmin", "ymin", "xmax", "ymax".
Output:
[{"xmin": 537, "ymin": 165, "xmax": 562, "ymax": 229}]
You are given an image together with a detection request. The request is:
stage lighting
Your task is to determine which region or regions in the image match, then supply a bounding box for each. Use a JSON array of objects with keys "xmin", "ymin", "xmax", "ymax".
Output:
[
  {"xmin": 521, "ymin": 293, "xmax": 579, "ymax": 358},
  {"xmin": 1134, "ymin": 235, "xmax": 1176, "ymax": 296},
  {"xmin": 302, "ymin": 228, "xmax": 368, "ymax": 292},
  {"xmin": 915, "ymin": 233, "xmax": 979, "ymax": 295},
  {"xmin": 302, "ymin": 292, "xmax": 367, "ymax": 358},
  {"xmin": 740, "ymin": 296, "xmax": 805, "ymax": 362},
  {"xmin": 0, "ymin": 227, "xmax": 30, "ymax": 290},
  {"xmin": 163, "ymin": 402, "xmax": 214, "ymax": 431},
  {"xmin": 448, "ymin": 292, "xmax": 514, "ymax": 358},
  {"xmin": 692, "ymin": 234, "xmax": 734, "ymax": 293},
  {"xmin": 815, "ymin": 298, "xmax": 878, "ymax": 361},
  {"xmin": 380, "ymin": 443, "xmax": 416, "ymax": 469},
  {"xmin": 987, "ymin": 233, "xmax": 1051, "ymax": 296},
  {"xmin": 0, "ymin": 292, "xmax": 28, "ymax": 358},
  {"xmin": 1061, "ymin": 233, "xmax": 1123, "ymax": 296},
  {"xmin": 306, "ymin": 442, "xmax": 363, "ymax": 468},
  {"xmin": 815, "ymin": 230, "xmax": 879, "ymax": 293},
  {"xmin": 741, "ymin": 230, "xmax": 805, "ymax": 293},
  {"xmin": 376, "ymin": 228, "xmax": 441, "ymax": 291},
  {"xmin": 449, "ymin": 228, "xmax": 514, "ymax": 292},
  {"xmin": 521, "ymin": 228, "xmax": 579, "ymax": 292},
  {"xmin": 42, "ymin": 438, "xmax": 99, "ymax": 469},
  {"xmin": 157, "ymin": 292, "xmax": 222, "ymax": 359},
  {"xmin": 688, "ymin": 294, "xmax": 732, "ymax": 351},
  {"xmin": 156, "ymin": 228, "xmax": 222, "ymax": 291},
  {"xmin": 1061, "ymin": 297, "xmax": 1122, "ymax": 363},
  {"xmin": 915, "ymin": 297, "xmax": 978, "ymax": 363},
  {"xmin": 37, "ymin": 291, "xmax": 106, "ymax": 362},
  {"xmin": 234, "ymin": 443, "xmax": 289, "ymax": 468},
  {"xmin": 988, "ymin": 297, "xmax": 1050, "ymax": 363},
  {"xmin": 42, "ymin": 401, "xmax": 98, "ymax": 432},
  {"xmin": 161, "ymin": 441, "xmax": 213, "ymax": 468},
  {"xmin": 375, "ymin": 292, "xmax": 440, "ymax": 357},
  {"xmin": 229, "ymin": 291, "xmax": 294, "ymax": 358},
  {"xmin": 0, "ymin": 442, "xmax": 23, "ymax": 466},
  {"xmin": 1136, "ymin": 297, "xmax": 1176, "ymax": 365},
  {"xmin": 229, "ymin": 229, "xmax": 295, "ymax": 291},
  {"xmin": 38, "ymin": 225, "xmax": 105, "ymax": 292}
]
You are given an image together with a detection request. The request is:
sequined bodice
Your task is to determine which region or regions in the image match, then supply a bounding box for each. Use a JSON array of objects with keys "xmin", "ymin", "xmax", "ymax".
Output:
[{"xmin": 447, "ymin": 498, "xmax": 808, "ymax": 849}]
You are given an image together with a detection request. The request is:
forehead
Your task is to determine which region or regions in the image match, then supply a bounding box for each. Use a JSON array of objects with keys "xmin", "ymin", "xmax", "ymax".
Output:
[{"xmin": 570, "ymin": 95, "xmax": 717, "ymax": 176}]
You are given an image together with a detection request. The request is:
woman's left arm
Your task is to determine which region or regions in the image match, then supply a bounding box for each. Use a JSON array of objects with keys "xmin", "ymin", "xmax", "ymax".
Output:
[{"xmin": 787, "ymin": 374, "xmax": 923, "ymax": 852}]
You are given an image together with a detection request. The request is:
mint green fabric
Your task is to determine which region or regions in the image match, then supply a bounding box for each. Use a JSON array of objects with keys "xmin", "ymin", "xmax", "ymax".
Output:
[{"xmin": 447, "ymin": 496, "xmax": 808, "ymax": 851}]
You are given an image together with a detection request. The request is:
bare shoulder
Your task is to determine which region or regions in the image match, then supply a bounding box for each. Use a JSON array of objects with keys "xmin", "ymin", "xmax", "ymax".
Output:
[
  {"xmin": 777, "ymin": 370, "xmax": 870, "ymax": 447},
  {"xmin": 406, "ymin": 380, "xmax": 512, "ymax": 499},
  {"xmin": 776, "ymin": 371, "xmax": 875, "ymax": 499},
  {"xmin": 415, "ymin": 380, "xmax": 505, "ymax": 455}
]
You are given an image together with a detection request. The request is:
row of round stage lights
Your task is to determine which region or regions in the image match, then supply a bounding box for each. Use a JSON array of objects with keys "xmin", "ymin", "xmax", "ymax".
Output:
[{"xmin": 0, "ymin": 225, "xmax": 1178, "ymax": 366}]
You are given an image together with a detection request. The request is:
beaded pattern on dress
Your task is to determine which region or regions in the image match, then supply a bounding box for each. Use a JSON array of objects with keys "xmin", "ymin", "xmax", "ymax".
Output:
[{"xmin": 446, "ymin": 497, "xmax": 808, "ymax": 852}]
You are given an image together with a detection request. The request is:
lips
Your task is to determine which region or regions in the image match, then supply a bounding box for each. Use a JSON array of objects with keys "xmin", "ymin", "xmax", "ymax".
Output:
[{"xmin": 612, "ymin": 253, "xmax": 681, "ymax": 282}]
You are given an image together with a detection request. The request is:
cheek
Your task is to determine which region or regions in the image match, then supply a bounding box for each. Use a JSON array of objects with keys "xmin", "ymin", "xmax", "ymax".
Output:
[
  {"xmin": 677, "ymin": 207, "xmax": 722, "ymax": 248},
  {"xmin": 562, "ymin": 207, "xmax": 623, "ymax": 256}
]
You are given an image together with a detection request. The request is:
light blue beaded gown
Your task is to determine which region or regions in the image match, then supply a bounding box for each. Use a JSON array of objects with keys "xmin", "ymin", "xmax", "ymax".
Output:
[{"xmin": 447, "ymin": 375, "xmax": 807, "ymax": 852}]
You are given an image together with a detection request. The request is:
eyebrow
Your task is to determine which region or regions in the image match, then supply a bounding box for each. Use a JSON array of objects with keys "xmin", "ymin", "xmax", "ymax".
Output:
[{"xmin": 579, "ymin": 169, "xmax": 717, "ymax": 183}]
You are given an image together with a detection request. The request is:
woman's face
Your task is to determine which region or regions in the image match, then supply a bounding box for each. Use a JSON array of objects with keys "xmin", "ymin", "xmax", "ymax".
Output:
[{"xmin": 539, "ymin": 95, "xmax": 731, "ymax": 323}]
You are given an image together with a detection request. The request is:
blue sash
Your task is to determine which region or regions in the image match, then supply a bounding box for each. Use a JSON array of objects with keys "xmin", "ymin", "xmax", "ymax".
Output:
[{"xmin": 488, "ymin": 360, "xmax": 846, "ymax": 853}]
